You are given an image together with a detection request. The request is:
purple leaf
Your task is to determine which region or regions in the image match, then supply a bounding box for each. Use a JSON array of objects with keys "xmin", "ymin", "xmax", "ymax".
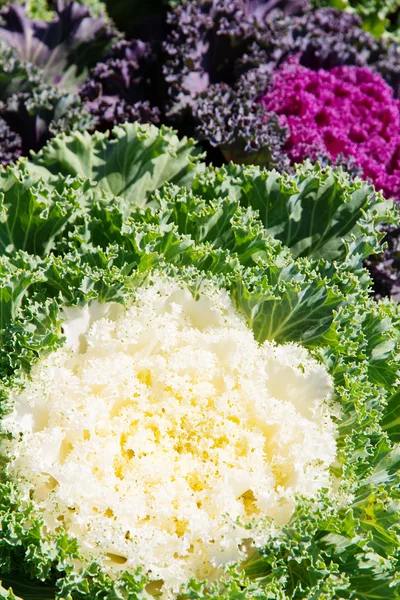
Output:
[{"xmin": 0, "ymin": 2, "xmax": 116, "ymax": 91}]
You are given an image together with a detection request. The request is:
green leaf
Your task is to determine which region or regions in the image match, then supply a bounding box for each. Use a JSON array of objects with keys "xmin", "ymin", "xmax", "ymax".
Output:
[
  {"xmin": 232, "ymin": 264, "xmax": 343, "ymax": 345},
  {"xmin": 363, "ymin": 309, "xmax": 399, "ymax": 391},
  {"xmin": 0, "ymin": 578, "xmax": 54, "ymax": 600},
  {"xmin": 0, "ymin": 165, "xmax": 90, "ymax": 257},
  {"xmin": 381, "ymin": 390, "xmax": 400, "ymax": 443},
  {"xmin": 344, "ymin": 573, "xmax": 399, "ymax": 600},
  {"xmin": 0, "ymin": 257, "xmax": 43, "ymax": 330},
  {"xmin": 28, "ymin": 122, "xmax": 204, "ymax": 209},
  {"xmin": 149, "ymin": 184, "xmax": 282, "ymax": 267},
  {"xmin": 192, "ymin": 161, "xmax": 396, "ymax": 265}
]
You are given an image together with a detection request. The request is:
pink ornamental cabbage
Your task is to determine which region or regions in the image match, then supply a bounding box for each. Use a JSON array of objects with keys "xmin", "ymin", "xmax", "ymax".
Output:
[{"xmin": 260, "ymin": 60, "xmax": 400, "ymax": 200}]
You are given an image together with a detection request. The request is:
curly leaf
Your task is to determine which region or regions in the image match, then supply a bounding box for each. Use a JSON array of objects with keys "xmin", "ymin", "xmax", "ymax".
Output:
[
  {"xmin": 0, "ymin": 165, "xmax": 91, "ymax": 256},
  {"xmin": 193, "ymin": 161, "xmax": 395, "ymax": 265},
  {"xmin": 28, "ymin": 122, "xmax": 204, "ymax": 209}
]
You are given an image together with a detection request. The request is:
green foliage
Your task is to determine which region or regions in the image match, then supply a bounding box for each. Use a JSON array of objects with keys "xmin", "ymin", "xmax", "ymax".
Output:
[
  {"xmin": 0, "ymin": 123, "xmax": 398, "ymax": 599},
  {"xmin": 29, "ymin": 122, "xmax": 204, "ymax": 209},
  {"xmin": 0, "ymin": 578, "xmax": 52, "ymax": 599},
  {"xmin": 0, "ymin": 165, "xmax": 91, "ymax": 256},
  {"xmin": 191, "ymin": 161, "xmax": 396, "ymax": 266}
]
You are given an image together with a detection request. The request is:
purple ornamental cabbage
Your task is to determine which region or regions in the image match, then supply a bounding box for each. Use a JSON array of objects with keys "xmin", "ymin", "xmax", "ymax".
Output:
[
  {"xmin": 271, "ymin": 8, "xmax": 400, "ymax": 95},
  {"xmin": 163, "ymin": 1, "xmax": 399, "ymax": 122},
  {"xmin": 1, "ymin": 86, "xmax": 94, "ymax": 155},
  {"xmin": 79, "ymin": 40, "xmax": 161, "ymax": 132},
  {"xmin": 260, "ymin": 60, "xmax": 400, "ymax": 200},
  {"xmin": 0, "ymin": 3, "xmax": 107, "ymax": 164},
  {"xmin": 0, "ymin": 116, "xmax": 22, "ymax": 165},
  {"xmin": 0, "ymin": 2, "xmax": 116, "ymax": 91},
  {"xmin": 244, "ymin": 0, "xmax": 310, "ymax": 19},
  {"xmin": 193, "ymin": 69, "xmax": 290, "ymax": 170},
  {"xmin": 162, "ymin": 1, "xmax": 399, "ymax": 169},
  {"xmin": 163, "ymin": 0, "xmax": 310, "ymax": 118}
]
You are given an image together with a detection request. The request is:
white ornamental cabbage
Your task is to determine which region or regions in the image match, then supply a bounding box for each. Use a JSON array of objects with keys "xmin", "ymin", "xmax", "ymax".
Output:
[{"xmin": 4, "ymin": 281, "xmax": 338, "ymax": 595}]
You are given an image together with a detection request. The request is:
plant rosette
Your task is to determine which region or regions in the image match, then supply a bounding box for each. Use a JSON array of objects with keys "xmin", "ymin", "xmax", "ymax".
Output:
[{"xmin": 0, "ymin": 123, "xmax": 398, "ymax": 600}]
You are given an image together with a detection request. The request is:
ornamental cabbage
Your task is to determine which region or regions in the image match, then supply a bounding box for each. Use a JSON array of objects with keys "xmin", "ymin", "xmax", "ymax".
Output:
[
  {"xmin": 0, "ymin": 3, "xmax": 115, "ymax": 164},
  {"xmin": 260, "ymin": 60, "xmax": 400, "ymax": 200},
  {"xmin": 163, "ymin": 1, "xmax": 400, "ymax": 166},
  {"xmin": 0, "ymin": 2, "xmax": 116, "ymax": 91},
  {"xmin": 0, "ymin": 123, "xmax": 398, "ymax": 599},
  {"xmin": 0, "ymin": 116, "xmax": 21, "ymax": 164},
  {"xmin": 79, "ymin": 40, "xmax": 161, "ymax": 132},
  {"xmin": 3, "ymin": 280, "xmax": 338, "ymax": 594}
]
